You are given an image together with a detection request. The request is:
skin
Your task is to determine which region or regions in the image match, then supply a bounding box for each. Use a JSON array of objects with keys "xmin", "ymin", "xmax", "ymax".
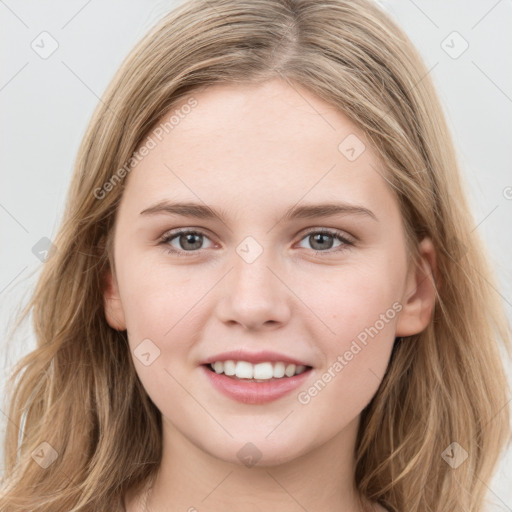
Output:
[{"xmin": 103, "ymin": 78, "xmax": 436, "ymax": 512}]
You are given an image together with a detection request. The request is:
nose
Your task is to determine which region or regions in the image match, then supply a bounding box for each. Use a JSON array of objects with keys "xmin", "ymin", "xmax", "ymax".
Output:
[{"xmin": 215, "ymin": 246, "xmax": 291, "ymax": 331}]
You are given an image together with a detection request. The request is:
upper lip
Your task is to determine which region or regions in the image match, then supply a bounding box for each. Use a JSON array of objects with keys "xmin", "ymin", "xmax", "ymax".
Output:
[{"xmin": 201, "ymin": 349, "xmax": 312, "ymax": 367}]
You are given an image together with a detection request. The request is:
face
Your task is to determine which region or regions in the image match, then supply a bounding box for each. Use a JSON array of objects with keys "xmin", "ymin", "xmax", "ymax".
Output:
[{"xmin": 103, "ymin": 78, "xmax": 435, "ymax": 466}]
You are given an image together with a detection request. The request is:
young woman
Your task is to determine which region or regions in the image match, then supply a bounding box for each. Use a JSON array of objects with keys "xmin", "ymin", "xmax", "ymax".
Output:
[{"xmin": 1, "ymin": 0, "xmax": 510, "ymax": 511}]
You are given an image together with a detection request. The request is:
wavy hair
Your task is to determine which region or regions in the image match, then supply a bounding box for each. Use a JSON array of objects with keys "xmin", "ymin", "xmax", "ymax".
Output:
[{"xmin": 1, "ymin": 0, "xmax": 510, "ymax": 510}]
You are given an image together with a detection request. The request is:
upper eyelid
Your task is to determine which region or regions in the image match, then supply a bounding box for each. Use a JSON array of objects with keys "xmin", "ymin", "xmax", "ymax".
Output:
[
  {"xmin": 160, "ymin": 227, "xmax": 217, "ymax": 243},
  {"xmin": 160, "ymin": 226, "xmax": 355, "ymax": 246}
]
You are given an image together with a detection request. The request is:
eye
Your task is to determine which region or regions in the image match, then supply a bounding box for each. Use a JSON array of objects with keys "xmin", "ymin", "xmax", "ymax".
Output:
[
  {"xmin": 160, "ymin": 229, "xmax": 214, "ymax": 256},
  {"xmin": 159, "ymin": 227, "xmax": 354, "ymax": 257},
  {"xmin": 296, "ymin": 228, "xmax": 354, "ymax": 254}
]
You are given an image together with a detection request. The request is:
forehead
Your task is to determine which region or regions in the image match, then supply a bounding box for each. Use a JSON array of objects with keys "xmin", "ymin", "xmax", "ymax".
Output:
[
  {"xmin": 162, "ymin": 79, "xmax": 367, "ymax": 162},
  {"xmin": 119, "ymin": 78, "xmax": 396, "ymax": 220}
]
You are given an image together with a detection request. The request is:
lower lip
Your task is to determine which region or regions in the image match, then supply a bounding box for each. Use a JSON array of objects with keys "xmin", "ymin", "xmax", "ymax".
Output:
[{"xmin": 201, "ymin": 365, "xmax": 312, "ymax": 404}]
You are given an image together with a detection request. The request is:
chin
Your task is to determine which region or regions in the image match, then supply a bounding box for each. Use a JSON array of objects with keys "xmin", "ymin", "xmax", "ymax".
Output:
[{"xmin": 205, "ymin": 434, "xmax": 312, "ymax": 468}]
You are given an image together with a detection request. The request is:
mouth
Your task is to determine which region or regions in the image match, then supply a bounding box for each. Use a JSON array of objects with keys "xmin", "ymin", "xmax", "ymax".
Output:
[
  {"xmin": 203, "ymin": 361, "xmax": 313, "ymax": 382},
  {"xmin": 201, "ymin": 362, "xmax": 314, "ymax": 404}
]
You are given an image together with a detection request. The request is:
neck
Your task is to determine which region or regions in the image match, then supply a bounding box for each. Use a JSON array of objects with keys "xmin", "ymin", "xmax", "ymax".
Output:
[{"xmin": 133, "ymin": 415, "xmax": 371, "ymax": 512}]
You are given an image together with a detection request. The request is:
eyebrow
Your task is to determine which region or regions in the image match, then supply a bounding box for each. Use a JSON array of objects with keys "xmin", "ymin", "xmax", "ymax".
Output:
[{"xmin": 139, "ymin": 200, "xmax": 377, "ymax": 222}]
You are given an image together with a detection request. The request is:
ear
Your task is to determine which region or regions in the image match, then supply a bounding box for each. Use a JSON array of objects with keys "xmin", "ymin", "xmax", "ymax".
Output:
[
  {"xmin": 102, "ymin": 267, "xmax": 127, "ymax": 331},
  {"xmin": 395, "ymin": 237, "xmax": 438, "ymax": 337}
]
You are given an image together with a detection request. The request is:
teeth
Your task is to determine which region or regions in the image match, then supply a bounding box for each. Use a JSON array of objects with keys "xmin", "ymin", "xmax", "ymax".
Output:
[
  {"xmin": 208, "ymin": 360, "xmax": 309, "ymax": 380},
  {"xmin": 223, "ymin": 360, "xmax": 236, "ymax": 376},
  {"xmin": 235, "ymin": 361, "xmax": 253, "ymax": 379},
  {"xmin": 273, "ymin": 362, "xmax": 285, "ymax": 378},
  {"xmin": 253, "ymin": 362, "xmax": 273, "ymax": 379}
]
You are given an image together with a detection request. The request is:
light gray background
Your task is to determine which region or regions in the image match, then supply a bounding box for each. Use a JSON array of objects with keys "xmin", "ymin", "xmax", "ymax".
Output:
[{"xmin": 1, "ymin": 0, "xmax": 511, "ymax": 509}]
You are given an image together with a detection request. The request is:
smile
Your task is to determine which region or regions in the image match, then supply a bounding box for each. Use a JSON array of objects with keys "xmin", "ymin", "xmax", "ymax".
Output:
[
  {"xmin": 208, "ymin": 360, "xmax": 310, "ymax": 381},
  {"xmin": 202, "ymin": 363, "xmax": 313, "ymax": 404}
]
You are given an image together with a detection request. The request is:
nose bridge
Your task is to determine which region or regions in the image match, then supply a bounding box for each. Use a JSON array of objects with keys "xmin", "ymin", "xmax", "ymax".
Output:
[
  {"xmin": 232, "ymin": 234, "xmax": 279, "ymax": 294},
  {"xmin": 216, "ymin": 234, "xmax": 290, "ymax": 328}
]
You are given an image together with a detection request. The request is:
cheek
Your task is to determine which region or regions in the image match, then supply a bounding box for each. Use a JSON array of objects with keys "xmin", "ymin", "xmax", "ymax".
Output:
[
  {"xmin": 118, "ymin": 265, "xmax": 203, "ymax": 406},
  {"xmin": 118, "ymin": 259, "xmax": 211, "ymax": 366},
  {"xmin": 295, "ymin": 277, "xmax": 399, "ymax": 427},
  {"xmin": 301, "ymin": 259, "xmax": 402, "ymax": 334},
  {"xmin": 301, "ymin": 258, "xmax": 402, "ymax": 392},
  {"xmin": 121, "ymin": 275, "xmax": 172, "ymax": 340}
]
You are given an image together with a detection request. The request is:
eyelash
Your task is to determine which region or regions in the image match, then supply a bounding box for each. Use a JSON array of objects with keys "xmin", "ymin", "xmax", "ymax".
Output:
[{"xmin": 158, "ymin": 228, "xmax": 355, "ymax": 258}]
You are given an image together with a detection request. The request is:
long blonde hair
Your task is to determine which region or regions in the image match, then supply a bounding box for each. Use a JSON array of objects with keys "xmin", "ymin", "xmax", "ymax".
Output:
[{"xmin": 1, "ymin": 0, "xmax": 510, "ymax": 510}]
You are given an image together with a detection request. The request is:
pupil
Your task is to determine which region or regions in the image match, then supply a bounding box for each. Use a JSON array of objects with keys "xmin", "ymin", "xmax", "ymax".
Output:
[
  {"xmin": 181, "ymin": 233, "xmax": 202, "ymax": 250},
  {"xmin": 311, "ymin": 233, "xmax": 333, "ymax": 250}
]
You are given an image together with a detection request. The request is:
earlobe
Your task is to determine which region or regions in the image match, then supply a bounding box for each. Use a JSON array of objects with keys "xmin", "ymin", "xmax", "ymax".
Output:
[
  {"xmin": 102, "ymin": 268, "xmax": 127, "ymax": 331},
  {"xmin": 395, "ymin": 237, "xmax": 438, "ymax": 337}
]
